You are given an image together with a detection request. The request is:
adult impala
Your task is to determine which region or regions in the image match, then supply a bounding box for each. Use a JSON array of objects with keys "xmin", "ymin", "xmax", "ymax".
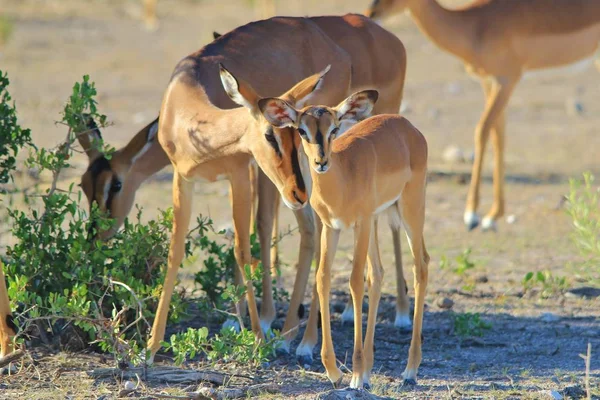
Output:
[
  {"xmin": 366, "ymin": 0, "xmax": 600, "ymax": 231},
  {"xmin": 259, "ymin": 91, "xmax": 429, "ymax": 387},
  {"xmin": 147, "ymin": 14, "xmax": 409, "ymax": 363}
]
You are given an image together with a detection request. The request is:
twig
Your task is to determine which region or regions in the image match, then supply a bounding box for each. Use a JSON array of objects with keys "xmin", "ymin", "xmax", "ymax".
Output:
[
  {"xmin": 579, "ymin": 342, "xmax": 592, "ymax": 400},
  {"xmin": 0, "ymin": 349, "xmax": 24, "ymax": 368},
  {"xmin": 109, "ymin": 278, "xmax": 151, "ymax": 332}
]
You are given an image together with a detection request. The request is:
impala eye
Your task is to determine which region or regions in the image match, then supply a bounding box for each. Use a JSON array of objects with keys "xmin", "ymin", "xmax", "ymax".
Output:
[
  {"xmin": 297, "ymin": 128, "xmax": 307, "ymax": 137},
  {"xmin": 111, "ymin": 180, "xmax": 122, "ymax": 193},
  {"xmin": 331, "ymin": 127, "xmax": 339, "ymax": 136}
]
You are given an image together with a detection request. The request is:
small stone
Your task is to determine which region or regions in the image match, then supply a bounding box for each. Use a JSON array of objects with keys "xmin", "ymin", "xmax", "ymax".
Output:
[
  {"xmin": 540, "ymin": 313, "xmax": 560, "ymax": 323},
  {"xmin": 566, "ymin": 97, "xmax": 584, "ymax": 116},
  {"xmin": 436, "ymin": 297, "xmax": 454, "ymax": 309},
  {"xmin": 442, "ymin": 145, "xmax": 465, "ymax": 164},
  {"xmin": 445, "ymin": 82, "xmax": 462, "ymax": 95},
  {"xmin": 538, "ymin": 390, "xmax": 563, "ymax": 400},
  {"xmin": 475, "ymin": 275, "xmax": 489, "ymax": 283},
  {"xmin": 123, "ymin": 380, "xmax": 136, "ymax": 391},
  {"xmin": 506, "ymin": 215, "xmax": 517, "ymax": 224},
  {"xmin": 563, "ymin": 385, "xmax": 586, "ymax": 399}
]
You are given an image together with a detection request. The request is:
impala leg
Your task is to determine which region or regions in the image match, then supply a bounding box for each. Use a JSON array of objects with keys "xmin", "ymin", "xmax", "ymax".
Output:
[
  {"xmin": 317, "ymin": 225, "xmax": 343, "ymax": 387},
  {"xmin": 296, "ymin": 212, "xmax": 321, "ymax": 365},
  {"xmin": 482, "ymin": 111, "xmax": 506, "ymax": 231},
  {"xmin": 270, "ymin": 191, "xmax": 281, "ymax": 287},
  {"xmin": 399, "ymin": 173, "xmax": 429, "ymax": 385},
  {"xmin": 391, "ymin": 220, "xmax": 411, "ymax": 330},
  {"xmin": 230, "ymin": 175, "xmax": 264, "ymax": 341},
  {"xmin": 147, "ymin": 171, "xmax": 193, "ymax": 361},
  {"xmin": 348, "ymin": 220, "xmax": 371, "ymax": 389},
  {"xmin": 142, "ymin": 0, "xmax": 158, "ymax": 30},
  {"xmin": 249, "ymin": 162, "xmax": 258, "ymax": 236},
  {"xmin": 256, "ymin": 171, "xmax": 277, "ymax": 336},
  {"xmin": 465, "ymin": 75, "xmax": 519, "ymax": 231},
  {"xmin": 363, "ymin": 218, "xmax": 384, "ymax": 389},
  {"xmin": 0, "ymin": 261, "xmax": 16, "ymax": 361},
  {"xmin": 224, "ymin": 189, "xmax": 246, "ymax": 331},
  {"xmin": 280, "ymin": 205, "xmax": 316, "ymax": 353}
]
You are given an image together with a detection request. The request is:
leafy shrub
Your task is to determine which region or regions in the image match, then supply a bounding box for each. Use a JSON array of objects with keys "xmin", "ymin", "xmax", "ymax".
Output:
[
  {"xmin": 165, "ymin": 326, "xmax": 278, "ymax": 366},
  {"xmin": 451, "ymin": 312, "xmax": 491, "ymax": 337},
  {"xmin": 566, "ymin": 172, "xmax": 600, "ymax": 285},
  {"xmin": 522, "ymin": 270, "xmax": 568, "ymax": 298}
]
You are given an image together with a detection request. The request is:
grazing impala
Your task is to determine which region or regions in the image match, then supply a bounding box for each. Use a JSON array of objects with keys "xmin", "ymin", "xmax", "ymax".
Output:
[
  {"xmin": 147, "ymin": 14, "xmax": 410, "ymax": 363},
  {"xmin": 366, "ymin": 0, "xmax": 600, "ymax": 231},
  {"xmin": 260, "ymin": 91, "xmax": 429, "ymax": 387}
]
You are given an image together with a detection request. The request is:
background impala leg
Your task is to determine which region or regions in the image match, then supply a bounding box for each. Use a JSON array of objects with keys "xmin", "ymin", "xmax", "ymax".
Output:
[
  {"xmin": 390, "ymin": 219, "xmax": 410, "ymax": 330},
  {"xmin": 223, "ymin": 190, "xmax": 246, "ymax": 331},
  {"xmin": 482, "ymin": 112, "xmax": 506, "ymax": 231},
  {"xmin": 317, "ymin": 225, "xmax": 343, "ymax": 387},
  {"xmin": 270, "ymin": 187, "xmax": 281, "ymax": 287},
  {"xmin": 147, "ymin": 171, "xmax": 193, "ymax": 362},
  {"xmin": 399, "ymin": 174, "xmax": 429, "ymax": 385},
  {"xmin": 281, "ymin": 206, "xmax": 316, "ymax": 354},
  {"xmin": 230, "ymin": 176, "xmax": 264, "ymax": 341},
  {"xmin": 296, "ymin": 213, "xmax": 321, "ymax": 366},
  {"xmin": 363, "ymin": 218, "xmax": 384, "ymax": 389},
  {"xmin": 465, "ymin": 76, "xmax": 518, "ymax": 231}
]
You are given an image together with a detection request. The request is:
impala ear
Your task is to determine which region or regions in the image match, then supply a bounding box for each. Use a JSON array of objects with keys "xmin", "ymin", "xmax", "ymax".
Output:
[
  {"xmin": 115, "ymin": 117, "xmax": 159, "ymax": 167},
  {"xmin": 76, "ymin": 114, "xmax": 104, "ymax": 161},
  {"xmin": 219, "ymin": 63, "xmax": 260, "ymax": 112},
  {"xmin": 213, "ymin": 31, "xmax": 222, "ymax": 40},
  {"xmin": 335, "ymin": 90, "xmax": 379, "ymax": 122},
  {"xmin": 282, "ymin": 65, "xmax": 331, "ymax": 108},
  {"xmin": 258, "ymin": 98, "xmax": 298, "ymax": 128}
]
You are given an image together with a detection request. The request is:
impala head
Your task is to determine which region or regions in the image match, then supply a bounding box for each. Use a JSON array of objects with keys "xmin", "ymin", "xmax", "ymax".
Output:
[
  {"xmin": 219, "ymin": 64, "xmax": 332, "ymax": 210},
  {"xmin": 78, "ymin": 117, "xmax": 158, "ymax": 240},
  {"xmin": 259, "ymin": 90, "xmax": 378, "ymax": 175},
  {"xmin": 365, "ymin": 0, "xmax": 409, "ymax": 20}
]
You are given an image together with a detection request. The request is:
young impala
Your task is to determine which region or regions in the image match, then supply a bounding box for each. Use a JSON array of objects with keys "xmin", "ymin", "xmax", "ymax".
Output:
[
  {"xmin": 259, "ymin": 91, "xmax": 429, "ymax": 388},
  {"xmin": 366, "ymin": 0, "xmax": 600, "ymax": 231}
]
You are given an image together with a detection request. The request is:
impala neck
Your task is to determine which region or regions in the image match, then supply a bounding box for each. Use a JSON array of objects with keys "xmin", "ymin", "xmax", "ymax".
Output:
[
  {"xmin": 308, "ymin": 154, "xmax": 345, "ymax": 212},
  {"xmin": 408, "ymin": 0, "xmax": 476, "ymax": 63}
]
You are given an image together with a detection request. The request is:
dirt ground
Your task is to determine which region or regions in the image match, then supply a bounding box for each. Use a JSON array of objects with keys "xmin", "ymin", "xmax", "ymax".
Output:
[{"xmin": 1, "ymin": 0, "xmax": 599, "ymax": 398}]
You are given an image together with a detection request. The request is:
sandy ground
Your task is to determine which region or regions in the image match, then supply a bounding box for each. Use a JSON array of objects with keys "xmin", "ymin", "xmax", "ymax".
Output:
[{"xmin": 0, "ymin": 0, "xmax": 599, "ymax": 398}]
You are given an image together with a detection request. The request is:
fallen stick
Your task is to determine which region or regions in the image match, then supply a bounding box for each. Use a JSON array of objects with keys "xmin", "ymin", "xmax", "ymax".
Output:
[
  {"xmin": 0, "ymin": 349, "xmax": 24, "ymax": 368},
  {"xmin": 88, "ymin": 367, "xmax": 228, "ymax": 385}
]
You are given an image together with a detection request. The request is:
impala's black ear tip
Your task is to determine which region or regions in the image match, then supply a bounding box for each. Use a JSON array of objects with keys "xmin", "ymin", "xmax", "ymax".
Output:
[
  {"xmin": 366, "ymin": 89, "xmax": 379, "ymax": 103},
  {"xmin": 213, "ymin": 31, "xmax": 222, "ymax": 40}
]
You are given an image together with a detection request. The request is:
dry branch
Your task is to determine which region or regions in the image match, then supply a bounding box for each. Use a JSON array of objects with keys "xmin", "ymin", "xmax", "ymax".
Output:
[
  {"xmin": 88, "ymin": 366, "xmax": 228, "ymax": 385},
  {"xmin": 0, "ymin": 349, "xmax": 24, "ymax": 368}
]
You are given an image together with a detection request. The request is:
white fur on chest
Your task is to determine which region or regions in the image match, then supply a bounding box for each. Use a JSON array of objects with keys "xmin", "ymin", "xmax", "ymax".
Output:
[{"xmin": 330, "ymin": 218, "xmax": 354, "ymax": 230}]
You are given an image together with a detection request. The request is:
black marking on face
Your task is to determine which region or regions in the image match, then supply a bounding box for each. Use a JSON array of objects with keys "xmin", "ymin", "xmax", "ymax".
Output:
[
  {"xmin": 6, "ymin": 314, "xmax": 17, "ymax": 334},
  {"xmin": 85, "ymin": 156, "xmax": 112, "ymax": 239},
  {"xmin": 290, "ymin": 135, "xmax": 306, "ymax": 192},
  {"xmin": 315, "ymin": 130, "xmax": 325, "ymax": 158},
  {"xmin": 265, "ymin": 127, "xmax": 282, "ymax": 158}
]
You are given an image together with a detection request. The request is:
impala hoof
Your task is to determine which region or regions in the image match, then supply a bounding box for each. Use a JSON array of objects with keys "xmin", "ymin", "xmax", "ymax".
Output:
[
  {"xmin": 464, "ymin": 211, "xmax": 480, "ymax": 231},
  {"xmin": 402, "ymin": 378, "xmax": 417, "ymax": 386},
  {"xmin": 332, "ymin": 375, "xmax": 344, "ymax": 389},
  {"xmin": 297, "ymin": 354, "xmax": 313, "ymax": 368},
  {"xmin": 481, "ymin": 217, "xmax": 497, "ymax": 232},
  {"xmin": 363, "ymin": 382, "xmax": 371, "ymax": 391},
  {"xmin": 394, "ymin": 313, "xmax": 412, "ymax": 332}
]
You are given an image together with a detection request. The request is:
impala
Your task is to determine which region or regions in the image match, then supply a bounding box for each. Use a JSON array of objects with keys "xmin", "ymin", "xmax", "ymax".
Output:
[
  {"xmin": 260, "ymin": 90, "xmax": 429, "ymax": 387},
  {"xmin": 366, "ymin": 0, "xmax": 600, "ymax": 231}
]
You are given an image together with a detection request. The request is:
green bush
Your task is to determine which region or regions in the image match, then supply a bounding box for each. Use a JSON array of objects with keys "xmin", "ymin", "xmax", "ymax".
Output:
[{"xmin": 0, "ymin": 71, "xmax": 279, "ymax": 366}]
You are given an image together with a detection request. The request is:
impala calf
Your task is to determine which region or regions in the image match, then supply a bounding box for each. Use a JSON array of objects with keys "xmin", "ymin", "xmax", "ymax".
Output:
[
  {"xmin": 260, "ymin": 91, "xmax": 429, "ymax": 388},
  {"xmin": 367, "ymin": 0, "xmax": 600, "ymax": 231}
]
